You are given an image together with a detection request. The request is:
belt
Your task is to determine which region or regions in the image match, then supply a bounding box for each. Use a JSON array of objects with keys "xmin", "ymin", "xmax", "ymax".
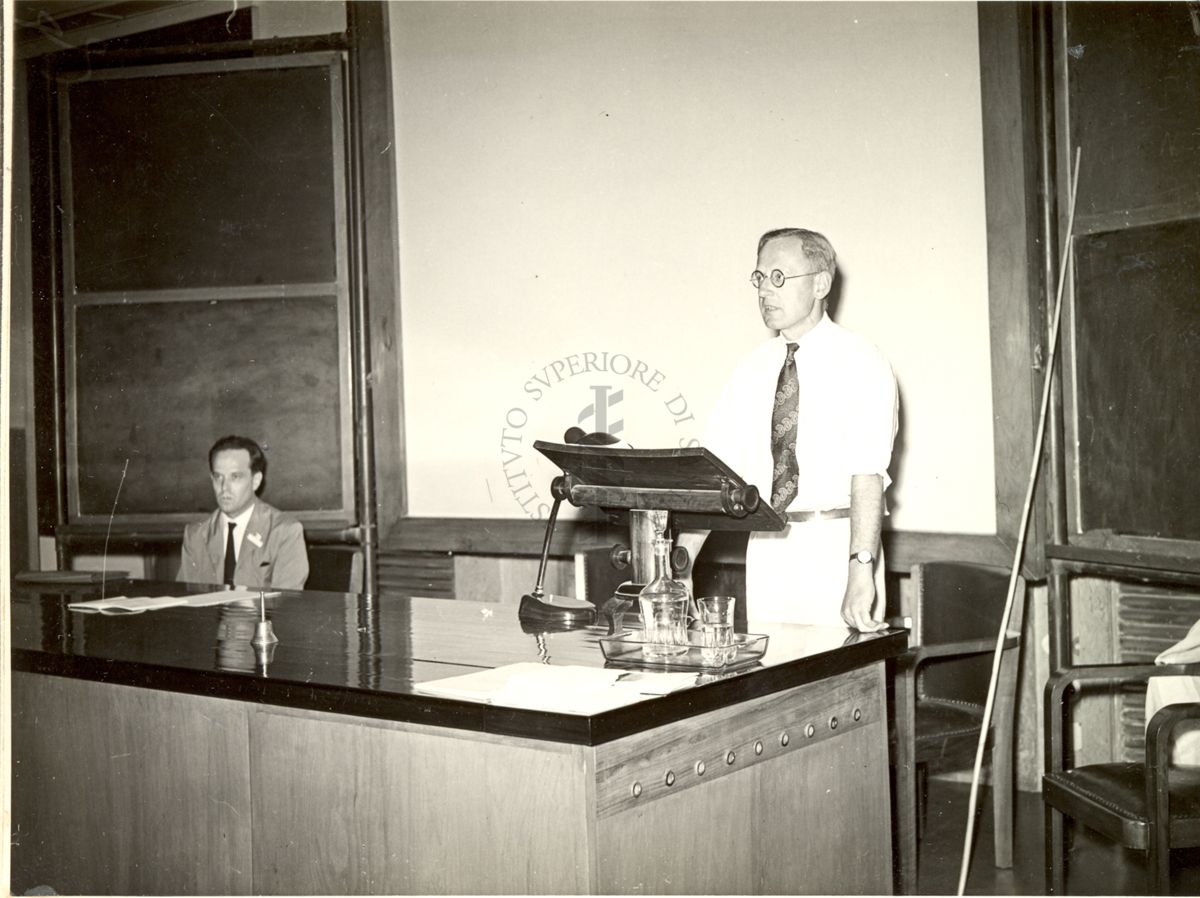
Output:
[{"xmin": 785, "ymin": 507, "xmax": 851, "ymax": 523}]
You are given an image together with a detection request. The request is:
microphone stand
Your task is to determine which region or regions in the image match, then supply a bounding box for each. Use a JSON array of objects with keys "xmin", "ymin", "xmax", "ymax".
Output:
[{"xmin": 518, "ymin": 482, "xmax": 596, "ymax": 630}]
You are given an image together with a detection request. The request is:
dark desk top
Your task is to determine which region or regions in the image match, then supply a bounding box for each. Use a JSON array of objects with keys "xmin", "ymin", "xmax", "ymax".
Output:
[{"xmin": 11, "ymin": 578, "xmax": 906, "ymax": 746}]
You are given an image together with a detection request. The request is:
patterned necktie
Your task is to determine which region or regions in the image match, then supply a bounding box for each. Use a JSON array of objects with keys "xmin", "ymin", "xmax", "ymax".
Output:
[
  {"xmin": 771, "ymin": 342, "xmax": 800, "ymax": 513},
  {"xmin": 223, "ymin": 522, "xmax": 237, "ymax": 585}
]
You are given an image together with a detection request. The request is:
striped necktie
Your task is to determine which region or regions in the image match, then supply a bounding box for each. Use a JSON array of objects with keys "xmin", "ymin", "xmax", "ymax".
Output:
[{"xmin": 771, "ymin": 342, "xmax": 800, "ymax": 513}]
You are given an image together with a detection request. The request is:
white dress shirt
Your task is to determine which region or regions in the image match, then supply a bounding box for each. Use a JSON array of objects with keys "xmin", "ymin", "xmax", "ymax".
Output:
[{"xmin": 704, "ymin": 314, "xmax": 899, "ymax": 626}]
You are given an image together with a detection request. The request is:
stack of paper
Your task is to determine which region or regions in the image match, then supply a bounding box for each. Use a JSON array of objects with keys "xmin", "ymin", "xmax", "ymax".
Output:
[
  {"xmin": 68, "ymin": 589, "xmax": 272, "ymax": 614},
  {"xmin": 68, "ymin": 595, "xmax": 191, "ymax": 614}
]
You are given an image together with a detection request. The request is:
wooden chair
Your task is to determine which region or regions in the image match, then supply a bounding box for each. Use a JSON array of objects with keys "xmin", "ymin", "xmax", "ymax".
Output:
[
  {"xmin": 892, "ymin": 561, "xmax": 1026, "ymax": 894},
  {"xmin": 1043, "ymin": 662, "xmax": 1200, "ymax": 894},
  {"xmin": 304, "ymin": 544, "xmax": 364, "ymax": 594}
]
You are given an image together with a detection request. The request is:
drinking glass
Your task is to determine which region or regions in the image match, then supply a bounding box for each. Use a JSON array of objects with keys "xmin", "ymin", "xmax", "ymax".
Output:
[{"xmin": 697, "ymin": 595, "xmax": 737, "ymax": 666}]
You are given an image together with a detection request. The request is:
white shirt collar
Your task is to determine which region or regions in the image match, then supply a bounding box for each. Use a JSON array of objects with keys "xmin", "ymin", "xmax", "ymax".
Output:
[
  {"xmin": 221, "ymin": 503, "xmax": 255, "ymax": 532},
  {"xmin": 777, "ymin": 312, "xmax": 833, "ymax": 348}
]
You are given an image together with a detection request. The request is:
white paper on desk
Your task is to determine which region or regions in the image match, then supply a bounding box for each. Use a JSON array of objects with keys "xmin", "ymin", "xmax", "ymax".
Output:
[
  {"xmin": 68, "ymin": 589, "xmax": 269, "ymax": 614},
  {"xmin": 609, "ymin": 671, "xmax": 699, "ymax": 696},
  {"xmin": 69, "ymin": 595, "xmax": 191, "ymax": 614},
  {"xmin": 179, "ymin": 589, "xmax": 271, "ymax": 607},
  {"xmin": 415, "ymin": 662, "xmax": 698, "ymax": 715}
]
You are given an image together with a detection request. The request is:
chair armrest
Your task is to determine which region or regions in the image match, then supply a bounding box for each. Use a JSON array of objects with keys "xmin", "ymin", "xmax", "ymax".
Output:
[
  {"xmin": 897, "ymin": 634, "xmax": 1019, "ymax": 672},
  {"xmin": 1044, "ymin": 663, "xmax": 1200, "ymax": 774},
  {"xmin": 1046, "ymin": 663, "xmax": 1200, "ymax": 714},
  {"xmin": 1147, "ymin": 701, "xmax": 1200, "ymax": 769},
  {"xmin": 1146, "ymin": 701, "xmax": 1200, "ymax": 843}
]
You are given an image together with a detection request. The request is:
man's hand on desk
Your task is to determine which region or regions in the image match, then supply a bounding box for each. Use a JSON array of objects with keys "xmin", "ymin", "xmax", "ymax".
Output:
[{"xmin": 841, "ymin": 562, "xmax": 886, "ymax": 632}]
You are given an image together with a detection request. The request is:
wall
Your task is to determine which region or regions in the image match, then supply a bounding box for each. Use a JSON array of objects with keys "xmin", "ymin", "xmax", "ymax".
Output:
[{"xmin": 389, "ymin": 1, "xmax": 996, "ymax": 535}]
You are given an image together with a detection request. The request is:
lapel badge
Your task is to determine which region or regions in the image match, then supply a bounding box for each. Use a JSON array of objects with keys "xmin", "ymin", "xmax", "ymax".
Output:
[{"xmin": 247, "ymin": 531, "xmax": 264, "ymax": 549}]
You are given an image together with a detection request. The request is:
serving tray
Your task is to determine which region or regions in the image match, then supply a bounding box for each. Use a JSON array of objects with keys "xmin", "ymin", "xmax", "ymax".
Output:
[{"xmin": 599, "ymin": 631, "xmax": 769, "ymax": 672}]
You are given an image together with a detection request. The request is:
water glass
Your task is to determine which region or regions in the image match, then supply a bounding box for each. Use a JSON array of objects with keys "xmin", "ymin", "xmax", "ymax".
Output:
[{"xmin": 697, "ymin": 595, "xmax": 737, "ymax": 666}]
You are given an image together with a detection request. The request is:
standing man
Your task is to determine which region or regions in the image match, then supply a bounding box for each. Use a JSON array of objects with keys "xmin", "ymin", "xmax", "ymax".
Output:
[
  {"xmin": 678, "ymin": 228, "xmax": 898, "ymax": 631},
  {"xmin": 178, "ymin": 435, "xmax": 309, "ymax": 590}
]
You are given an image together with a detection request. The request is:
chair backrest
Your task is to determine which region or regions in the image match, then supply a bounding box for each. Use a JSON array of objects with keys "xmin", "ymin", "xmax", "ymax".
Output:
[
  {"xmin": 305, "ymin": 544, "xmax": 364, "ymax": 594},
  {"xmin": 912, "ymin": 561, "xmax": 1026, "ymax": 705}
]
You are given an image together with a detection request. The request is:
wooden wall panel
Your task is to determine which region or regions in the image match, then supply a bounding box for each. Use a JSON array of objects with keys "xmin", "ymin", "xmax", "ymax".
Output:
[
  {"xmin": 976, "ymin": 2, "xmax": 1044, "ymax": 574},
  {"xmin": 453, "ymin": 554, "xmax": 574, "ymax": 604}
]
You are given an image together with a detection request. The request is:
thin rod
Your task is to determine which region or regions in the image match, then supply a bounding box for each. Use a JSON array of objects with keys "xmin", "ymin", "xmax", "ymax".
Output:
[{"xmin": 956, "ymin": 147, "xmax": 1081, "ymax": 895}]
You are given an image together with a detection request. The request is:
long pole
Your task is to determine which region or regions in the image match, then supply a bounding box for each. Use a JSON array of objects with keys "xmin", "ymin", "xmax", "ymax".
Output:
[{"xmin": 956, "ymin": 147, "xmax": 1081, "ymax": 896}]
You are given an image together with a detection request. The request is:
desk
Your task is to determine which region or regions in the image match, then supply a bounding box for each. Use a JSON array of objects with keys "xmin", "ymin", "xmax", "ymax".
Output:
[{"xmin": 11, "ymin": 579, "xmax": 904, "ymax": 895}]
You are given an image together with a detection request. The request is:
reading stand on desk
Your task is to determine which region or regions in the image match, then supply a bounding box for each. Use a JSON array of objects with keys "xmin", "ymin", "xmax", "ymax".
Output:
[{"xmin": 520, "ymin": 440, "xmax": 785, "ymax": 632}]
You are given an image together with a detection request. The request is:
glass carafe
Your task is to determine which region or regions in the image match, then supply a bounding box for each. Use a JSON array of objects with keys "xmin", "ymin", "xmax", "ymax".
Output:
[{"xmin": 638, "ymin": 534, "xmax": 690, "ymax": 658}]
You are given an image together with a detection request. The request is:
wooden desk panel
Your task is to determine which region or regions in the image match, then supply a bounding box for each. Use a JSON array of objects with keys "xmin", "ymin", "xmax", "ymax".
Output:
[
  {"xmin": 594, "ymin": 665, "xmax": 891, "ymax": 896},
  {"xmin": 248, "ymin": 707, "xmax": 593, "ymax": 895},
  {"xmin": 12, "ymin": 673, "xmax": 253, "ymax": 896}
]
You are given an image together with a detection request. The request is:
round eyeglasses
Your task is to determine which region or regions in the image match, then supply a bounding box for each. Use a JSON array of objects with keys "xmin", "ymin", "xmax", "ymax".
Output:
[{"xmin": 750, "ymin": 269, "xmax": 821, "ymax": 289}]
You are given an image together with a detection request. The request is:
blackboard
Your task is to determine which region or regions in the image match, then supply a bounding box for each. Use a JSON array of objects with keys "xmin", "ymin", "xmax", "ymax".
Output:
[
  {"xmin": 69, "ymin": 294, "xmax": 352, "ymax": 523},
  {"xmin": 58, "ymin": 53, "xmax": 354, "ymax": 528},
  {"xmin": 63, "ymin": 58, "xmax": 340, "ymax": 292},
  {"xmin": 1074, "ymin": 220, "xmax": 1200, "ymax": 540},
  {"xmin": 1066, "ymin": 3, "xmax": 1200, "ymax": 220}
]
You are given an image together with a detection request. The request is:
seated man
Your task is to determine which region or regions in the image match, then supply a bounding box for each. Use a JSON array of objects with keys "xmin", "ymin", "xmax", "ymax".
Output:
[{"xmin": 177, "ymin": 435, "xmax": 309, "ymax": 590}]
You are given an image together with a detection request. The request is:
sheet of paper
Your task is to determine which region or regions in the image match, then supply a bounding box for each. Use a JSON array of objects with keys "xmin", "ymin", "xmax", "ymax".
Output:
[
  {"xmin": 609, "ymin": 670, "xmax": 699, "ymax": 696},
  {"xmin": 179, "ymin": 589, "xmax": 276, "ymax": 607},
  {"xmin": 68, "ymin": 595, "xmax": 191, "ymax": 614},
  {"xmin": 67, "ymin": 589, "xmax": 275, "ymax": 614},
  {"xmin": 415, "ymin": 662, "xmax": 698, "ymax": 715}
]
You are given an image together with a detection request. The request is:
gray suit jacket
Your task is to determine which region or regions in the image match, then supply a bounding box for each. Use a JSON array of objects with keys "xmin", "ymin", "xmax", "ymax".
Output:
[{"xmin": 177, "ymin": 499, "xmax": 309, "ymax": 590}]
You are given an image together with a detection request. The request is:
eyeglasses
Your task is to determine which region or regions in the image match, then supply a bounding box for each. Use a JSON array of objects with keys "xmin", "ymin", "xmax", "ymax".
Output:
[{"xmin": 750, "ymin": 269, "xmax": 822, "ymax": 289}]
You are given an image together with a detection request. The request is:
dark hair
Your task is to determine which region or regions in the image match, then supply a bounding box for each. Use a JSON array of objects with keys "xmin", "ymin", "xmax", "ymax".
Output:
[
  {"xmin": 758, "ymin": 227, "xmax": 837, "ymax": 280},
  {"xmin": 208, "ymin": 435, "xmax": 267, "ymax": 479}
]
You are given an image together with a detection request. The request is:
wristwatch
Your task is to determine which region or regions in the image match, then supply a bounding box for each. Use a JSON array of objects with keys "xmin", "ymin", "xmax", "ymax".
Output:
[{"xmin": 849, "ymin": 550, "xmax": 876, "ymax": 566}]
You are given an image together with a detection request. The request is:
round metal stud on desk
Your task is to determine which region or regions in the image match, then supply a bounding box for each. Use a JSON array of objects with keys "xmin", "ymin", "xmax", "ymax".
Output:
[
  {"xmin": 726, "ymin": 750, "xmax": 736, "ymax": 765},
  {"xmin": 695, "ymin": 760, "xmax": 706, "ymax": 776},
  {"xmin": 853, "ymin": 707, "xmax": 862, "ymax": 721},
  {"xmin": 631, "ymin": 781, "xmax": 642, "ymax": 798},
  {"xmin": 754, "ymin": 740, "xmax": 764, "ymax": 756},
  {"xmin": 780, "ymin": 732, "xmax": 790, "ymax": 747},
  {"xmin": 665, "ymin": 770, "xmax": 676, "ymax": 787},
  {"xmin": 829, "ymin": 716, "xmax": 839, "ymax": 731},
  {"xmin": 805, "ymin": 723, "xmax": 815, "ymax": 738}
]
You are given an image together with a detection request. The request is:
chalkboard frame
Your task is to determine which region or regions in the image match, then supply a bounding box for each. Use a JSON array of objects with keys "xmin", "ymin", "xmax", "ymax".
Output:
[{"xmin": 59, "ymin": 52, "xmax": 356, "ymax": 528}]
